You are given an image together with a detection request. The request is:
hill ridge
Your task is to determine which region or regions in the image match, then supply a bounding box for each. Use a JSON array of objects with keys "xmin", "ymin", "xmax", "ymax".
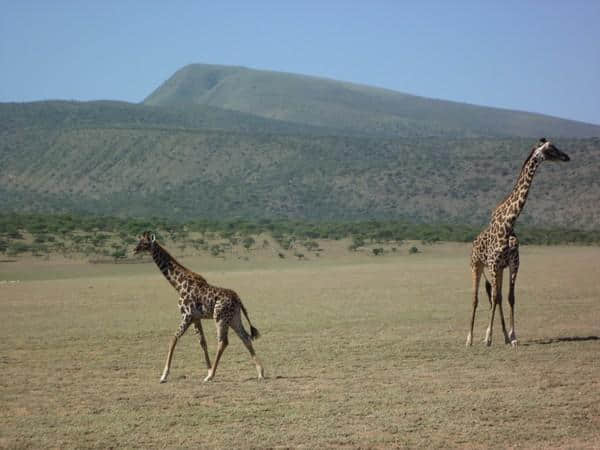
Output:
[{"xmin": 143, "ymin": 63, "xmax": 600, "ymax": 138}]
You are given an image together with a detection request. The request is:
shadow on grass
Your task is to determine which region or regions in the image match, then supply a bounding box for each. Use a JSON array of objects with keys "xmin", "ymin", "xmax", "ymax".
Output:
[{"xmin": 522, "ymin": 335, "xmax": 599, "ymax": 346}]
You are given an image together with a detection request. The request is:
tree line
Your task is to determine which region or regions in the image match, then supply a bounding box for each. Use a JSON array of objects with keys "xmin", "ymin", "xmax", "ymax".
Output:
[{"xmin": 1, "ymin": 213, "xmax": 599, "ymax": 258}]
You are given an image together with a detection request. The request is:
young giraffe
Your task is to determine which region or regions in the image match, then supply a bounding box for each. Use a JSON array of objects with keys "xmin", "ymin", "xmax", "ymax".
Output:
[
  {"xmin": 467, "ymin": 138, "xmax": 570, "ymax": 347},
  {"xmin": 134, "ymin": 232, "xmax": 264, "ymax": 382}
]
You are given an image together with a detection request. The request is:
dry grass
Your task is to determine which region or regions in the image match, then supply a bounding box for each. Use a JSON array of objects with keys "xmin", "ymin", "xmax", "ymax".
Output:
[{"xmin": 1, "ymin": 243, "xmax": 599, "ymax": 448}]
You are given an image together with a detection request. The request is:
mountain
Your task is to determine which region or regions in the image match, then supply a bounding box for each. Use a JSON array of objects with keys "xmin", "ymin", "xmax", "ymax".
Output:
[
  {"xmin": 0, "ymin": 100, "xmax": 337, "ymax": 136},
  {"xmin": 143, "ymin": 64, "xmax": 600, "ymax": 139},
  {"xmin": 1, "ymin": 110, "xmax": 598, "ymax": 227},
  {"xmin": 2, "ymin": 64, "xmax": 599, "ymax": 229}
]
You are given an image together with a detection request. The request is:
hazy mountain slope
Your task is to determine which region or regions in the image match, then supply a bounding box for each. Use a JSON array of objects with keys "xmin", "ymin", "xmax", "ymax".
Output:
[
  {"xmin": 1, "ymin": 121, "xmax": 598, "ymax": 228},
  {"xmin": 144, "ymin": 64, "xmax": 600, "ymax": 138},
  {"xmin": 0, "ymin": 100, "xmax": 338, "ymax": 136}
]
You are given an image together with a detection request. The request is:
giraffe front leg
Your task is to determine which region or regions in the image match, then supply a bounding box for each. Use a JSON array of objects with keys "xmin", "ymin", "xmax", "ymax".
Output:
[
  {"xmin": 495, "ymin": 275, "xmax": 511, "ymax": 344},
  {"xmin": 484, "ymin": 269, "xmax": 502, "ymax": 346},
  {"xmin": 467, "ymin": 263, "xmax": 483, "ymax": 347},
  {"xmin": 508, "ymin": 267, "xmax": 519, "ymax": 347},
  {"xmin": 160, "ymin": 315, "xmax": 192, "ymax": 383}
]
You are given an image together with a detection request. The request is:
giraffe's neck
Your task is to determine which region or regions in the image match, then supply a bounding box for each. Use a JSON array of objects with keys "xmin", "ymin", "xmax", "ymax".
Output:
[
  {"xmin": 150, "ymin": 243, "xmax": 187, "ymax": 289},
  {"xmin": 490, "ymin": 154, "xmax": 541, "ymax": 231}
]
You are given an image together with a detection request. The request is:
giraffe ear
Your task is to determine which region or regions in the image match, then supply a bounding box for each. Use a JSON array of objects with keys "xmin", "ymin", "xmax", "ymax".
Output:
[{"xmin": 151, "ymin": 234, "xmax": 156, "ymax": 242}]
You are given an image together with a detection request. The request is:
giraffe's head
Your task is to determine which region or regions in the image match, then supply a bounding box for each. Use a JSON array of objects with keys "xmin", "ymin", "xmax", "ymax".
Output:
[
  {"xmin": 134, "ymin": 231, "xmax": 156, "ymax": 254},
  {"xmin": 532, "ymin": 138, "xmax": 570, "ymax": 163}
]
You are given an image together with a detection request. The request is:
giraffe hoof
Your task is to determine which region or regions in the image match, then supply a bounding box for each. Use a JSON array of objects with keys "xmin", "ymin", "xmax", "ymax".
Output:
[
  {"xmin": 203, "ymin": 374, "xmax": 214, "ymax": 383},
  {"xmin": 511, "ymin": 339, "xmax": 519, "ymax": 347},
  {"xmin": 159, "ymin": 378, "xmax": 167, "ymax": 384}
]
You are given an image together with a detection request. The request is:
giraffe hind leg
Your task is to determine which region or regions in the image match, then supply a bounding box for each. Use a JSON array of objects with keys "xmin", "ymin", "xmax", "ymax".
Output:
[
  {"xmin": 194, "ymin": 321, "xmax": 212, "ymax": 376},
  {"xmin": 231, "ymin": 312, "xmax": 264, "ymax": 380},
  {"xmin": 204, "ymin": 320, "xmax": 229, "ymax": 382}
]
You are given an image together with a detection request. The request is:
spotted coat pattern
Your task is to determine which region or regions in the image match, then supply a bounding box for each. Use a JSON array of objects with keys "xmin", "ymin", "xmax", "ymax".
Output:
[
  {"xmin": 467, "ymin": 138, "xmax": 570, "ymax": 347},
  {"xmin": 134, "ymin": 232, "xmax": 264, "ymax": 383}
]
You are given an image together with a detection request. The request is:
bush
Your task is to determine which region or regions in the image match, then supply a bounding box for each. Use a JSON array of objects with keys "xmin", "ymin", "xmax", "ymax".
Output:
[
  {"xmin": 303, "ymin": 240, "xmax": 319, "ymax": 251},
  {"xmin": 7, "ymin": 242, "xmax": 30, "ymax": 256},
  {"xmin": 111, "ymin": 248, "xmax": 127, "ymax": 260},
  {"xmin": 349, "ymin": 235, "xmax": 365, "ymax": 251},
  {"xmin": 409, "ymin": 246, "xmax": 419, "ymax": 254},
  {"xmin": 242, "ymin": 236, "xmax": 255, "ymax": 250}
]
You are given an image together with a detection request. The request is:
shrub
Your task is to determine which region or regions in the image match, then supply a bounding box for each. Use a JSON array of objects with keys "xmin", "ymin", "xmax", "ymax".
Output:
[
  {"xmin": 242, "ymin": 236, "xmax": 255, "ymax": 250},
  {"xmin": 111, "ymin": 248, "xmax": 127, "ymax": 260},
  {"xmin": 7, "ymin": 242, "xmax": 30, "ymax": 256}
]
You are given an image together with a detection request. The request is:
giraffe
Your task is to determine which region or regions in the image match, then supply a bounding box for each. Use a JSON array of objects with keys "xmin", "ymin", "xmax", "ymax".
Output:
[
  {"xmin": 466, "ymin": 138, "xmax": 570, "ymax": 347},
  {"xmin": 134, "ymin": 231, "xmax": 264, "ymax": 382}
]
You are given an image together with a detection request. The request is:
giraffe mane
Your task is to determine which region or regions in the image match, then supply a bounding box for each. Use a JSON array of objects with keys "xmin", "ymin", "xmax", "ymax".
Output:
[{"xmin": 491, "ymin": 142, "xmax": 541, "ymax": 218}]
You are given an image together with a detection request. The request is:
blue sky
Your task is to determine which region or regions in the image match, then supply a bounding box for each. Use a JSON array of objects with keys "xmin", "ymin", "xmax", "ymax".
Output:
[{"xmin": 1, "ymin": 0, "xmax": 599, "ymax": 124}]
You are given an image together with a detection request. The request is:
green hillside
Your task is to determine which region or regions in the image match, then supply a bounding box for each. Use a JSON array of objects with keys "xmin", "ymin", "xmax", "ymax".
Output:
[
  {"xmin": 1, "ymin": 115, "xmax": 598, "ymax": 228},
  {"xmin": 144, "ymin": 64, "xmax": 600, "ymax": 138},
  {"xmin": 0, "ymin": 100, "xmax": 336, "ymax": 136},
  {"xmin": 2, "ymin": 64, "xmax": 599, "ymax": 229}
]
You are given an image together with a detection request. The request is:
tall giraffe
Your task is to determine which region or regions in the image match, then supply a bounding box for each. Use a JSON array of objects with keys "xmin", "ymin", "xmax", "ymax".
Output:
[
  {"xmin": 134, "ymin": 232, "xmax": 264, "ymax": 382},
  {"xmin": 466, "ymin": 138, "xmax": 570, "ymax": 347}
]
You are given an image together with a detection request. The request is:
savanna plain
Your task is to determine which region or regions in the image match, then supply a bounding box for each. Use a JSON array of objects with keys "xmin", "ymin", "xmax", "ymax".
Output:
[{"xmin": 1, "ymin": 242, "xmax": 599, "ymax": 448}]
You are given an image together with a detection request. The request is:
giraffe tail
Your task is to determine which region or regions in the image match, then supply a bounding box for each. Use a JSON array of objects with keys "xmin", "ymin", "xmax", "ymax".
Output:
[{"xmin": 240, "ymin": 302, "xmax": 260, "ymax": 340}]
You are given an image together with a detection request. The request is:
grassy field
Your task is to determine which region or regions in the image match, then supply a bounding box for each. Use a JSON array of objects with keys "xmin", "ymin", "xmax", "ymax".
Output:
[{"xmin": 1, "ymin": 242, "xmax": 599, "ymax": 448}]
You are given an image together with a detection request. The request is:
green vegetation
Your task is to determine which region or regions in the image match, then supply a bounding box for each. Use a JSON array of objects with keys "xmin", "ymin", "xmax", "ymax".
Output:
[
  {"xmin": 2, "ymin": 65, "xmax": 599, "ymax": 230},
  {"xmin": 0, "ymin": 100, "xmax": 332, "ymax": 136},
  {"xmin": 1, "ymin": 213, "xmax": 598, "ymax": 258},
  {"xmin": 1, "ymin": 119, "xmax": 599, "ymax": 227}
]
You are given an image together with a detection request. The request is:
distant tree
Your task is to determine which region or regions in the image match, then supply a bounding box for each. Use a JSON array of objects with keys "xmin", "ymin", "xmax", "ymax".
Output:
[
  {"xmin": 349, "ymin": 235, "xmax": 365, "ymax": 251},
  {"xmin": 303, "ymin": 240, "xmax": 319, "ymax": 251},
  {"xmin": 242, "ymin": 236, "xmax": 255, "ymax": 250},
  {"xmin": 7, "ymin": 242, "xmax": 30, "ymax": 256},
  {"xmin": 111, "ymin": 248, "xmax": 127, "ymax": 260}
]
